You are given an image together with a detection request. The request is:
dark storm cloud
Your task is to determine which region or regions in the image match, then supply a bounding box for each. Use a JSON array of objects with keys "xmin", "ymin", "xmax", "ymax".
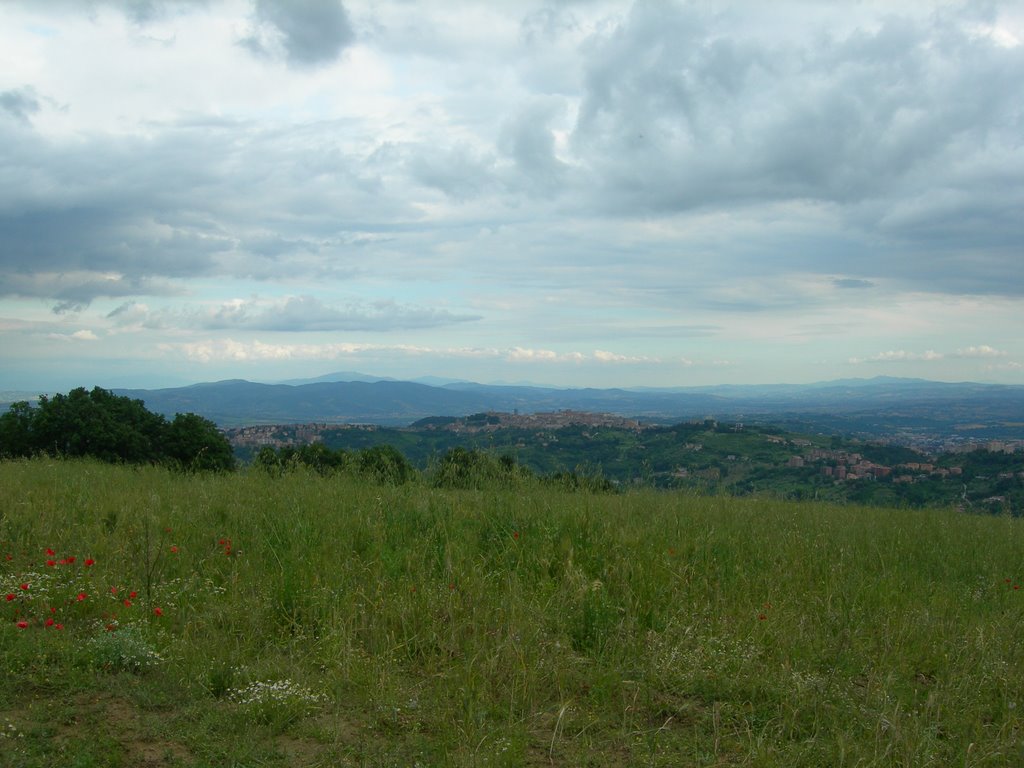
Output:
[{"xmin": 243, "ymin": 0, "xmax": 354, "ymax": 67}]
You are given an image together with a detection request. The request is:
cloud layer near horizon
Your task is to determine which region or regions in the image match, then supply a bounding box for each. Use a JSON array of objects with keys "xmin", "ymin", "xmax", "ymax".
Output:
[{"xmin": 1, "ymin": 0, "xmax": 1022, "ymax": 389}]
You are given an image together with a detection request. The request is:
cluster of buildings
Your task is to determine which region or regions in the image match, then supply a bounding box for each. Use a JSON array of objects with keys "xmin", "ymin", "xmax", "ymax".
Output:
[
  {"xmin": 225, "ymin": 423, "xmax": 372, "ymax": 449},
  {"xmin": 785, "ymin": 448, "xmax": 967, "ymax": 484}
]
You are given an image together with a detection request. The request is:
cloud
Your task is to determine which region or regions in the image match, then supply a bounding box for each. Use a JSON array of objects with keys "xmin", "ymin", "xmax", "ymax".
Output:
[
  {"xmin": 506, "ymin": 347, "xmax": 583, "ymax": 363},
  {"xmin": 0, "ymin": 87, "xmax": 40, "ymax": 123},
  {"xmin": 0, "ymin": 1, "xmax": 1022, "ymax": 391},
  {"xmin": 566, "ymin": 2, "xmax": 1024, "ymax": 289},
  {"xmin": 834, "ymin": 278, "xmax": 874, "ymax": 290},
  {"xmin": 170, "ymin": 338, "xmax": 501, "ymax": 363},
  {"xmin": 168, "ymin": 339, "xmax": 675, "ymax": 367},
  {"xmin": 593, "ymin": 349, "xmax": 658, "ymax": 364},
  {"xmin": 0, "ymin": 119, "xmax": 415, "ymax": 307},
  {"xmin": 952, "ymin": 345, "xmax": 1007, "ymax": 359},
  {"xmin": 850, "ymin": 345, "xmax": 1014, "ymax": 365},
  {"xmin": 0, "ymin": 272, "xmax": 184, "ymax": 313},
  {"xmin": 46, "ymin": 329, "xmax": 99, "ymax": 342},
  {"xmin": 498, "ymin": 97, "xmax": 570, "ymax": 195},
  {"xmin": 849, "ymin": 350, "xmax": 944, "ymax": 364},
  {"xmin": 242, "ymin": 0, "xmax": 354, "ymax": 67},
  {"xmin": 406, "ymin": 142, "xmax": 498, "ymax": 201},
  {"xmin": 118, "ymin": 0, "xmax": 211, "ymax": 24},
  {"xmin": 199, "ymin": 295, "xmax": 481, "ymax": 332},
  {"xmin": 987, "ymin": 361, "xmax": 1023, "ymax": 372}
]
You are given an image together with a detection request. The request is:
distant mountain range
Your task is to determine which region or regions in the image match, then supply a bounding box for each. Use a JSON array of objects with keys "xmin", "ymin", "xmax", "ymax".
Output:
[
  {"xmin": 74, "ymin": 373, "xmax": 1021, "ymax": 442},
  {"xmin": 4, "ymin": 373, "xmax": 1022, "ymax": 441}
]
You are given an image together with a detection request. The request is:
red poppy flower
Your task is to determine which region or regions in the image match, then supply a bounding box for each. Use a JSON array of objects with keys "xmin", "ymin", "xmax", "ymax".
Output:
[
  {"xmin": 55, "ymin": 623, "xmax": 64, "ymax": 630},
  {"xmin": 170, "ymin": 545, "xmax": 179, "ymax": 554},
  {"xmin": 129, "ymin": 591, "xmax": 137, "ymax": 599},
  {"xmin": 16, "ymin": 620, "xmax": 28, "ymax": 629},
  {"xmin": 46, "ymin": 559, "xmax": 56, "ymax": 567},
  {"xmin": 19, "ymin": 583, "xmax": 28, "ymax": 591},
  {"xmin": 46, "ymin": 548, "xmax": 55, "ymax": 556},
  {"xmin": 110, "ymin": 586, "xmax": 118, "ymax": 594},
  {"xmin": 76, "ymin": 592, "xmax": 87, "ymax": 601},
  {"xmin": 5, "ymin": 594, "xmax": 14, "ymax": 602},
  {"xmin": 45, "ymin": 618, "xmax": 54, "ymax": 627},
  {"xmin": 84, "ymin": 558, "xmax": 95, "ymax": 566},
  {"xmin": 153, "ymin": 607, "xmax": 163, "ymax": 616},
  {"xmin": 66, "ymin": 556, "xmax": 76, "ymax": 564},
  {"xmin": 123, "ymin": 599, "xmax": 132, "ymax": 608}
]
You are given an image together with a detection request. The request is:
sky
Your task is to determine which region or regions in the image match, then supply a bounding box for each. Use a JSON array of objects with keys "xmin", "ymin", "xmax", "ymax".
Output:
[{"xmin": 1, "ymin": 0, "xmax": 1023, "ymax": 392}]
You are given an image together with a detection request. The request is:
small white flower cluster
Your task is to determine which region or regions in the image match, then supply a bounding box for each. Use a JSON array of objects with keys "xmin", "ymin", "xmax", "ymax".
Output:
[
  {"xmin": 229, "ymin": 679, "xmax": 325, "ymax": 708},
  {"xmin": 0, "ymin": 722, "xmax": 24, "ymax": 739},
  {"xmin": 86, "ymin": 625, "xmax": 164, "ymax": 672}
]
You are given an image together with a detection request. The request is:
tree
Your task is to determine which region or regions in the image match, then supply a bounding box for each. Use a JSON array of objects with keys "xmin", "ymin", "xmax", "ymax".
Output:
[
  {"xmin": 0, "ymin": 387, "xmax": 236, "ymax": 471},
  {"xmin": 0, "ymin": 401, "xmax": 35, "ymax": 458},
  {"xmin": 163, "ymin": 413, "xmax": 235, "ymax": 472},
  {"xmin": 30, "ymin": 387, "xmax": 165, "ymax": 463}
]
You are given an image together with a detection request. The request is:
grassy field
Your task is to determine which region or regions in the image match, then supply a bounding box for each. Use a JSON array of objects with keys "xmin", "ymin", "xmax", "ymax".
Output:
[{"xmin": 1, "ymin": 459, "xmax": 1023, "ymax": 767}]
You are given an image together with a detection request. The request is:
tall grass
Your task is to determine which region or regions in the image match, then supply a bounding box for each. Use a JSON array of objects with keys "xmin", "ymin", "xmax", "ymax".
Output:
[{"xmin": 1, "ymin": 457, "xmax": 1022, "ymax": 766}]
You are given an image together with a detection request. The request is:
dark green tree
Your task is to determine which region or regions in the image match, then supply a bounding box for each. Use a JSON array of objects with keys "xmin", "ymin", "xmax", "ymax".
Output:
[
  {"xmin": 163, "ymin": 413, "xmax": 235, "ymax": 472},
  {"xmin": 30, "ymin": 387, "xmax": 165, "ymax": 463},
  {"xmin": 0, "ymin": 387, "xmax": 236, "ymax": 471},
  {"xmin": 0, "ymin": 401, "xmax": 36, "ymax": 458}
]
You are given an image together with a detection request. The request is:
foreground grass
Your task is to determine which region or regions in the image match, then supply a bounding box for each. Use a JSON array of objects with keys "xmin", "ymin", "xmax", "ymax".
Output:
[{"xmin": 1, "ymin": 459, "xmax": 1023, "ymax": 767}]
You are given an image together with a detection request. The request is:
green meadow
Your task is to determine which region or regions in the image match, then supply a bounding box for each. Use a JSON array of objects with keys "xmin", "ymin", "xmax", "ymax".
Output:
[{"xmin": 1, "ymin": 458, "xmax": 1023, "ymax": 767}]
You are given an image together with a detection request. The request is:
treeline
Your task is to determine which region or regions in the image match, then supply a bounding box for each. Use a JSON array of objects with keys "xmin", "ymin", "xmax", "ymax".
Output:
[
  {"xmin": 0, "ymin": 387, "xmax": 234, "ymax": 471},
  {"xmin": 253, "ymin": 443, "xmax": 615, "ymax": 491}
]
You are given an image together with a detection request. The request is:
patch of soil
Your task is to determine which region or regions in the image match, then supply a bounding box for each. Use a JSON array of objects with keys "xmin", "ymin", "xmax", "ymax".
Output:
[{"xmin": 67, "ymin": 693, "xmax": 194, "ymax": 766}]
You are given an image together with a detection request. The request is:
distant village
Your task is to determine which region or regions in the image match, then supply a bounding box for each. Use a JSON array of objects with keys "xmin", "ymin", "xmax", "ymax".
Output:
[
  {"xmin": 778, "ymin": 438, "xmax": 1022, "ymax": 484},
  {"xmin": 224, "ymin": 410, "xmax": 643, "ymax": 450}
]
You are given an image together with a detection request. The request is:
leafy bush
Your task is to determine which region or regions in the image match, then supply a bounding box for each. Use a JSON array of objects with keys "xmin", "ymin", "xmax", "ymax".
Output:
[
  {"xmin": 357, "ymin": 444, "xmax": 414, "ymax": 485},
  {"xmin": 430, "ymin": 447, "xmax": 532, "ymax": 489}
]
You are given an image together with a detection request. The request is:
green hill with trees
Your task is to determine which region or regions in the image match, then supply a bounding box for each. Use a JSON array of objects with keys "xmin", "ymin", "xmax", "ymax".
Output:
[{"xmin": 232, "ymin": 416, "xmax": 1024, "ymax": 514}]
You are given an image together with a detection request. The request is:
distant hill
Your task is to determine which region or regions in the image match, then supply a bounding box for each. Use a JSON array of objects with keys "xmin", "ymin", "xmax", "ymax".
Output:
[
  {"xmin": 111, "ymin": 379, "xmax": 727, "ymax": 427},
  {"xmin": 103, "ymin": 376, "xmax": 1024, "ymax": 441}
]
